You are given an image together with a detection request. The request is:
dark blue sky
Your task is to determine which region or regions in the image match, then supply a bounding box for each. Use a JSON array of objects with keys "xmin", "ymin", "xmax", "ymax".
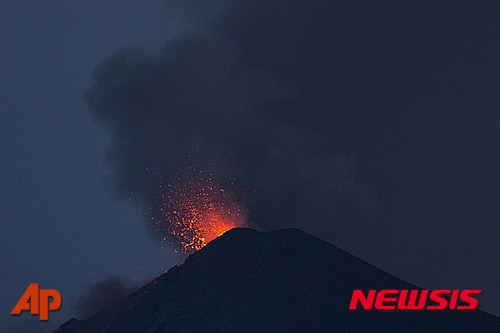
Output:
[
  {"xmin": 2, "ymin": 1, "xmax": 500, "ymax": 332},
  {"xmin": 1, "ymin": 2, "xmax": 182, "ymax": 331}
]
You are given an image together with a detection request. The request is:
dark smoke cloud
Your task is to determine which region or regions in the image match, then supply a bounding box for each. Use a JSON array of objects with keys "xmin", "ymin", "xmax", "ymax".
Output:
[
  {"xmin": 86, "ymin": 0, "xmax": 500, "ymax": 251},
  {"xmin": 86, "ymin": 1, "xmax": 377, "ymax": 244},
  {"xmin": 74, "ymin": 276, "xmax": 139, "ymax": 319}
]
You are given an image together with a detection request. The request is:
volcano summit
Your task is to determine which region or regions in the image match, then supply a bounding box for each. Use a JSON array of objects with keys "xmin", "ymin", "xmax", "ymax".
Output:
[{"xmin": 55, "ymin": 228, "xmax": 499, "ymax": 332}]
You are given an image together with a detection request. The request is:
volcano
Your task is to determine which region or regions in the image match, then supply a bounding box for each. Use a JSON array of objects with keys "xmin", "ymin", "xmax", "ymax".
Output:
[{"xmin": 55, "ymin": 228, "xmax": 499, "ymax": 332}]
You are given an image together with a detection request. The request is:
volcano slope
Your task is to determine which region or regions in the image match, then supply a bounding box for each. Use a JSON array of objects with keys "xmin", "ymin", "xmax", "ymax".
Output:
[{"xmin": 55, "ymin": 228, "xmax": 499, "ymax": 332}]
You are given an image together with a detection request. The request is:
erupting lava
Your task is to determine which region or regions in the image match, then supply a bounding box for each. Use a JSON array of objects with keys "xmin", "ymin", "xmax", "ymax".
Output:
[{"xmin": 155, "ymin": 169, "xmax": 248, "ymax": 254}]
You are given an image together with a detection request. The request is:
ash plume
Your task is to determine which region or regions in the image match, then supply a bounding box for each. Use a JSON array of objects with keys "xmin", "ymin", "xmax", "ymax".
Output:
[
  {"xmin": 74, "ymin": 276, "xmax": 139, "ymax": 320},
  {"xmin": 86, "ymin": 0, "xmax": 500, "ymax": 250},
  {"xmin": 86, "ymin": 1, "xmax": 375, "ymax": 247}
]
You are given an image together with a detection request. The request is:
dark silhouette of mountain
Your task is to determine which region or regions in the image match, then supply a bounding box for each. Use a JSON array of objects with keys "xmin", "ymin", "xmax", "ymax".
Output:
[{"xmin": 55, "ymin": 228, "xmax": 499, "ymax": 332}]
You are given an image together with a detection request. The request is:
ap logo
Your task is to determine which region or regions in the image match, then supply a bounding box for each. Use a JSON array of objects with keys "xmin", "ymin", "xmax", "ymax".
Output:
[{"xmin": 11, "ymin": 283, "xmax": 61, "ymax": 320}]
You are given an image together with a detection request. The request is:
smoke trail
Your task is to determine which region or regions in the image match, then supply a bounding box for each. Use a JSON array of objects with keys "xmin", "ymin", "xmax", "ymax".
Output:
[{"xmin": 74, "ymin": 276, "xmax": 139, "ymax": 319}]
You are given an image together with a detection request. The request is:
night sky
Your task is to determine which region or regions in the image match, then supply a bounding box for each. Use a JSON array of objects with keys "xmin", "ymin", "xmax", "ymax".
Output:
[{"xmin": 2, "ymin": 1, "xmax": 500, "ymax": 332}]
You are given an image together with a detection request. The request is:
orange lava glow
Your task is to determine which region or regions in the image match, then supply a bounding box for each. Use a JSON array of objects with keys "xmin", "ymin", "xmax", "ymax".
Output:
[{"xmin": 155, "ymin": 169, "xmax": 248, "ymax": 254}]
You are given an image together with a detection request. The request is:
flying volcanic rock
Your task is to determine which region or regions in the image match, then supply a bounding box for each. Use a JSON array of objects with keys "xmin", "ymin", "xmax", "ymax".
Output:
[{"xmin": 54, "ymin": 228, "xmax": 499, "ymax": 332}]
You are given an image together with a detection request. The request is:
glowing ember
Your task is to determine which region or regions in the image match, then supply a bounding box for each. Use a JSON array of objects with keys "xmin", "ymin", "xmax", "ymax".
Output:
[{"xmin": 155, "ymin": 169, "xmax": 248, "ymax": 254}]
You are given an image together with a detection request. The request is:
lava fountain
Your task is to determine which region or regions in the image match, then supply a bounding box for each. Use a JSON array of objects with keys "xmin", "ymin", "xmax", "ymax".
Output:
[{"xmin": 154, "ymin": 168, "xmax": 248, "ymax": 254}]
